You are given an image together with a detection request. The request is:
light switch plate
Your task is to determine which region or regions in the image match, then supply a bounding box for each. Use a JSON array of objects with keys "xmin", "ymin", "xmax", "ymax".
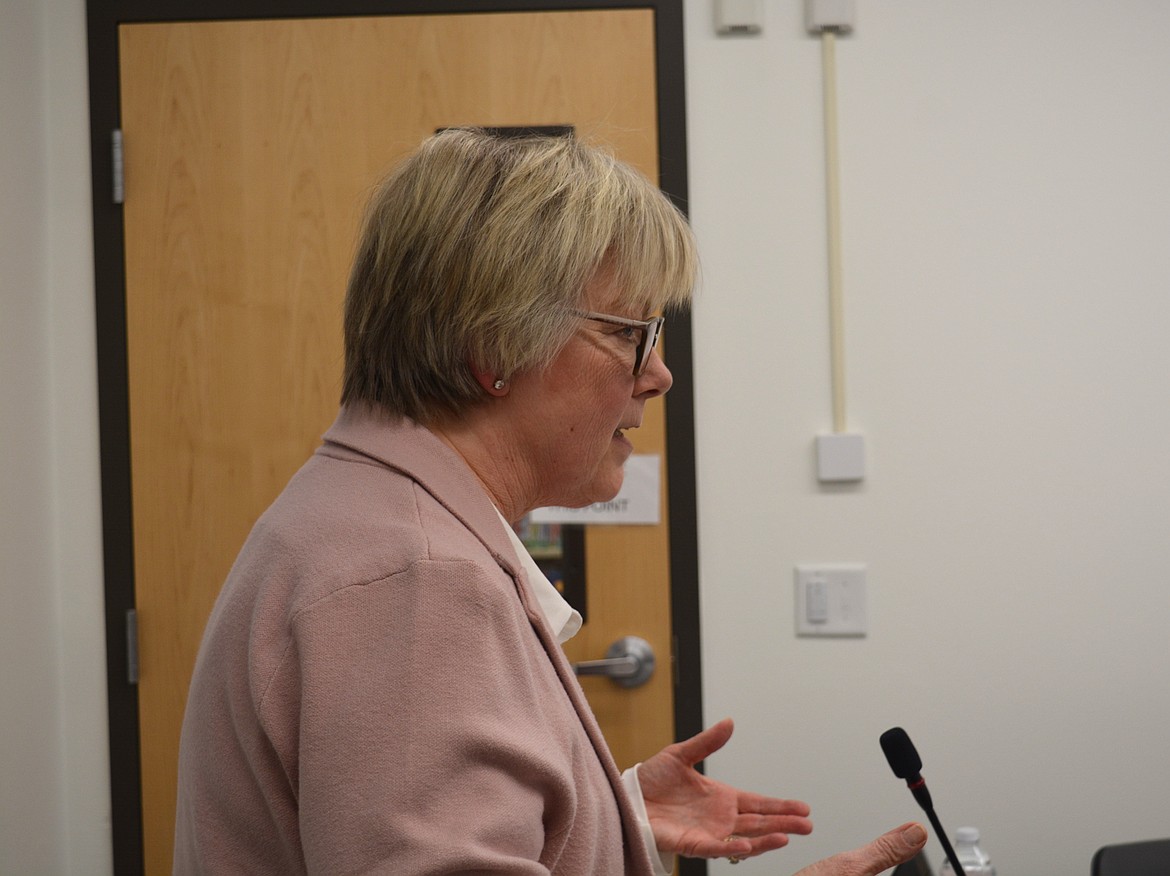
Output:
[{"xmin": 795, "ymin": 564, "xmax": 867, "ymax": 636}]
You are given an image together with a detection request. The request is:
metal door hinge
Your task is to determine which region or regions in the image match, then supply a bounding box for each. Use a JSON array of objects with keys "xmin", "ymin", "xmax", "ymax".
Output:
[
  {"xmin": 112, "ymin": 129, "xmax": 124, "ymax": 204},
  {"xmin": 126, "ymin": 608, "xmax": 139, "ymax": 684}
]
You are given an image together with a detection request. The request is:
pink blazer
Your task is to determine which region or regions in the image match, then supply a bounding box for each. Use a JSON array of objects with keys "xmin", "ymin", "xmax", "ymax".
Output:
[{"xmin": 174, "ymin": 405, "xmax": 655, "ymax": 874}]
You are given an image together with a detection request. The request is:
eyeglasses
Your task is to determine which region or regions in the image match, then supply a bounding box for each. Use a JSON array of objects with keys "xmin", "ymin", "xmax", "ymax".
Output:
[{"xmin": 573, "ymin": 310, "xmax": 665, "ymax": 376}]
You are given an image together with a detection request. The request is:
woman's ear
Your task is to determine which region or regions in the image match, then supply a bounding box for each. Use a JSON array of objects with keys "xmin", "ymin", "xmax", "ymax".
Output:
[{"xmin": 471, "ymin": 364, "xmax": 509, "ymax": 397}]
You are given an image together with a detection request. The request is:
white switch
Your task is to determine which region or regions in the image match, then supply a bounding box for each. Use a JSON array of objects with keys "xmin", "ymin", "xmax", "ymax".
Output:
[{"xmin": 794, "ymin": 564, "xmax": 867, "ymax": 637}]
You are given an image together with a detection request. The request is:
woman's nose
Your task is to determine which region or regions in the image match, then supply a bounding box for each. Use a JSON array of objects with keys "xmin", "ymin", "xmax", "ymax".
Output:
[{"xmin": 636, "ymin": 348, "xmax": 672, "ymax": 398}]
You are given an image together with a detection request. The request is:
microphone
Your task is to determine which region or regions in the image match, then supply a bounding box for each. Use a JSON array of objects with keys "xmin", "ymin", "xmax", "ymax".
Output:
[{"xmin": 880, "ymin": 727, "xmax": 966, "ymax": 876}]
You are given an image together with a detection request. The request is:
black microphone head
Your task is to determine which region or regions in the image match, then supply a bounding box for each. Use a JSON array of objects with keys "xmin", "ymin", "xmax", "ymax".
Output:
[{"xmin": 880, "ymin": 726, "xmax": 923, "ymax": 779}]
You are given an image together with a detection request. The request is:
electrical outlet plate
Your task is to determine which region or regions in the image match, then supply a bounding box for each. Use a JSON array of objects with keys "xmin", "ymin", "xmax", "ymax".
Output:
[{"xmin": 794, "ymin": 564, "xmax": 868, "ymax": 636}]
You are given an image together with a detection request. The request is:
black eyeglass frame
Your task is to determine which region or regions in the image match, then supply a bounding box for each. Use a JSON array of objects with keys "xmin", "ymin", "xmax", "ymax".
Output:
[{"xmin": 573, "ymin": 310, "xmax": 665, "ymax": 376}]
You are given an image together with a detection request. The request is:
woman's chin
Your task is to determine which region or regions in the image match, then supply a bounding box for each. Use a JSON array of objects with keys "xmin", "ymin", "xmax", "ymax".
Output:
[
  {"xmin": 560, "ymin": 473, "xmax": 625, "ymax": 510},
  {"xmin": 546, "ymin": 450, "xmax": 629, "ymax": 509},
  {"xmin": 594, "ymin": 470, "xmax": 627, "ymax": 505}
]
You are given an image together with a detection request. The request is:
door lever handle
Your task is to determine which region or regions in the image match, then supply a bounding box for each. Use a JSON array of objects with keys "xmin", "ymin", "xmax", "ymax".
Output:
[{"xmin": 573, "ymin": 636, "xmax": 656, "ymax": 688}]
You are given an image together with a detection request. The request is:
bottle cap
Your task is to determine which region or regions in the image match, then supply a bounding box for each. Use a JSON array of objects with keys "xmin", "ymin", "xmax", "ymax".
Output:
[{"xmin": 955, "ymin": 827, "xmax": 980, "ymax": 843}]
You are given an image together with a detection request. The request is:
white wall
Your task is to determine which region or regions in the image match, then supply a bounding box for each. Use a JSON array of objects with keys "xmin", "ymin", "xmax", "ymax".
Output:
[
  {"xmin": 1, "ymin": 1, "xmax": 62, "ymax": 872},
  {"xmin": 0, "ymin": 0, "xmax": 111, "ymax": 873},
  {"xmin": 4, "ymin": 1, "xmax": 1169, "ymax": 873},
  {"xmin": 686, "ymin": 1, "xmax": 1170, "ymax": 874}
]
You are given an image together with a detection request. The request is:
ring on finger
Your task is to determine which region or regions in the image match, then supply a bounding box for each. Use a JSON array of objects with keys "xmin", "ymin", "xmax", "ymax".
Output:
[{"xmin": 724, "ymin": 834, "xmax": 743, "ymax": 864}]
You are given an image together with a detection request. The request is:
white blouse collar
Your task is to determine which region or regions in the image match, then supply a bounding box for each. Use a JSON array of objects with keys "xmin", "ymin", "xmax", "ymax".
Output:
[{"xmin": 495, "ymin": 510, "xmax": 583, "ymax": 645}]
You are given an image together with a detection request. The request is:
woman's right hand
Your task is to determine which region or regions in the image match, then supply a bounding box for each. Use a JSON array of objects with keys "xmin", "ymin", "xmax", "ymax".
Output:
[{"xmin": 794, "ymin": 822, "xmax": 928, "ymax": 876}]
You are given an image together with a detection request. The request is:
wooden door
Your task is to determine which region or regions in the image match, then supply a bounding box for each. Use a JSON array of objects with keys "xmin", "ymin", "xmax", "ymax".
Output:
[{"xmin": 118, "ymin": 12, "xmax": 675, "ymax": 872}]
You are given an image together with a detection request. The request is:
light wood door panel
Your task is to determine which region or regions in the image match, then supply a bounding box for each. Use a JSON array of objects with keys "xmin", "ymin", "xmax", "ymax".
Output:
[{"xmin": 119, "ymin": 12, "xmax": 672, "ymax": 872}]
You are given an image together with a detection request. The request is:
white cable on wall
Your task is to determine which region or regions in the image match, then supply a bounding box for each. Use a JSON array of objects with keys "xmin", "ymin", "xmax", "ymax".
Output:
[
  {"xmin": 806, "ymin": 0, "xmax": 864, "ymax": 482},
  {"xmin": 821, "ymin": 29, "xmax": 847, "ymax": 434}
]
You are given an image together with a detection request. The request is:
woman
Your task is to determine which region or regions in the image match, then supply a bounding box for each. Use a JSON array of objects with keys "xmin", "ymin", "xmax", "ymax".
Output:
[{"xmin": 174, "ymin": 128, "xmax": 925, "ymax": 874}]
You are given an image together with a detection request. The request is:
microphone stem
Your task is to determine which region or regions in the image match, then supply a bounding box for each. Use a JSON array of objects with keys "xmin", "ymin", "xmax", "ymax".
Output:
[{"xmin": 925, "ymin": 807, "xmax": 966, "ymax": 876}]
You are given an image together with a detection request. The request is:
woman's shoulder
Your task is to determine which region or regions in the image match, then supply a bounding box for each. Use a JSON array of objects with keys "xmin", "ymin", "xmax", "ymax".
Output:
[{"xmin": 232, "ymin": 442, "xmax": 508, "ymax": 614}]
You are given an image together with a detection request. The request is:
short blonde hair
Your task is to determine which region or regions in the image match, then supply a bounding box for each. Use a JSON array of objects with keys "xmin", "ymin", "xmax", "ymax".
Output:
[{"xmin": 341, "ymin": 128, "xmax": 697, "ymax": 423}]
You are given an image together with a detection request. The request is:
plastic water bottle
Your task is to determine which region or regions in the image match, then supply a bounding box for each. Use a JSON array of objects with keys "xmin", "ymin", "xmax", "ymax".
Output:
[{"xmin": 939, "ymin": 827, "xmax": 996, "ymax": 876}]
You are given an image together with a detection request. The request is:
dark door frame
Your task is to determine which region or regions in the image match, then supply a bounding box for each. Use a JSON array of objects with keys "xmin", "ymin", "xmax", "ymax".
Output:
[{"xmin": 85, "ymin": 2, "xmax": 704, "ymax": 873}]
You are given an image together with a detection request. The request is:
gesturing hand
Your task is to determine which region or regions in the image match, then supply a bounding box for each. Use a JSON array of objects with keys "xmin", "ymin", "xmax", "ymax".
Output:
[
  {"xmin": 636, "ymin": 718, "xmax": 814, "ymax": 862},
  {"xmin": 795, "ymin": 823, "xmax": 928, "ymax": 876}
]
